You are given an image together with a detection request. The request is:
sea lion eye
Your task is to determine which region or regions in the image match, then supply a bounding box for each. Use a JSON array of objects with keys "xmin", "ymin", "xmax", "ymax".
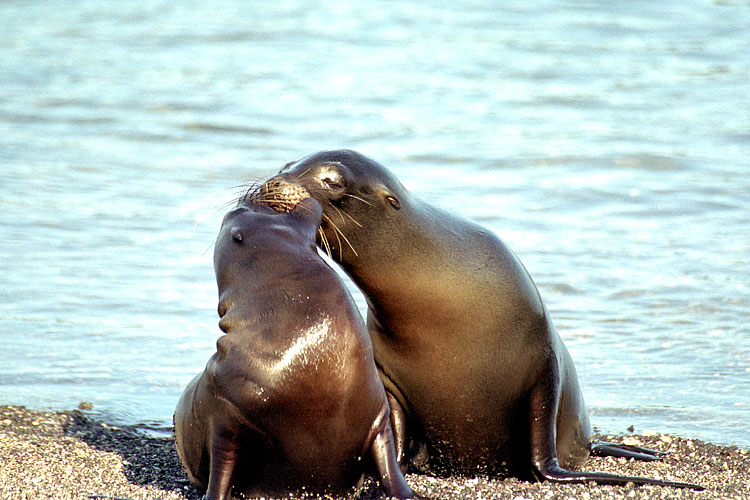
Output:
[
  {"xmin": 386, "ymin": 195, "xmax": 401, "ymax": 210},
  {"xmin": 323, "ymin": 178, "xmax": 344, "ymax": 191}
]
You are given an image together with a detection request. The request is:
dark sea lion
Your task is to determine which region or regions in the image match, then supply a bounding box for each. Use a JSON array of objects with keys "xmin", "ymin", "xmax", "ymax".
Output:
[
  {"xmin": 173, "ymin": 189, "xmax": 421, "ymax": 500},
  {"xmin": 258, "ymin": 149, "xmax": 703, "ymax": 490}
]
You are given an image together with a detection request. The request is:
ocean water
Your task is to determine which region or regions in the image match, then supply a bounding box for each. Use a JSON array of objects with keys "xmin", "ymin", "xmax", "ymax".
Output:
[{"xmin": 1, "ymin": 0, "xmax": 748, "ymax": 448}]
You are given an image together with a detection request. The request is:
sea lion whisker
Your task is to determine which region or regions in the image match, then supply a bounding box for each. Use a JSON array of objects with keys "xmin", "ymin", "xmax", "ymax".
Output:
[
  {"xmin": 335, "ymin": 227, "xmax": 358, "ymax": 259},
  {"xmin": 233, "ymin": 181, "xmax": 264, "ymax": 206},
  {"xmin": 293, "ymin": 167, "xmax": 313, "ymax": 179},
  {"xmin": 318, "ymin": 227, "xmax": 332, "ymax": 259},
  {"xmin": 325, "ymin": 216, "xmax": 358, "ymax": 259},
  {"xmin": 292, "ymin": 200, "xmax": 316, "ymax": 215},
  {"xmin": 224, "ymin": 182, "xmax": 258, "ymax": 198},
  {"xmin": 319, "ymin": 196, "xmax": 363, "ymax": 229},
  {"xmin": 192, "ymin": 183, "xmax": 261, "ymax": 229},
  {"xmin": 224, "ymin": 183, "xmax": 256, "ymax": 206},
  {"xmin": 330, "ymin": 204, "xmax": 347, "ymax": 225},
  {"xmin": 192, "ymin": 207, "xmax": 222, "ymax": 229},
  {"xmin": 194, "ymin": 198, "xmax": 242, "ymax": 229},
  {"xmin": 323, "ymin": 214, "xmax": 344, "ymax": 261},
  {"xmin": 222, "ymin": 198, "xmax": 241, "ymax": 210},
  {"xmin": 230, "ymin": 182, "xmax": 257, "ymax": 191},
  {"xmin": 200, "ymin": 241, "xmax": 216, "ymax": 258},
  {"xmin": 341, "ymin": 209, "xmax": 363, "ymax": 228},
  {"xmin": 341, "ymin": 193, "xmax": 373, "ymax": 206},
  {"xmin": 303, "ymin": 186, "xmax": 330, "ymax": 198}
]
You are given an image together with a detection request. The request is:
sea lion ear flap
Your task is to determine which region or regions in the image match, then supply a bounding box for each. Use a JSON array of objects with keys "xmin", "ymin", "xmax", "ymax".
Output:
[
  {"xmin": 386, "ymin": 195, "xmax": 401, "ymax": 210},
  {"xmin": 368, "ymin": 182, "xmax": 401, "ymax": 211},
  {"xmin": 376, "ymin": 185, "xmax": 401, "ymax": 210}
]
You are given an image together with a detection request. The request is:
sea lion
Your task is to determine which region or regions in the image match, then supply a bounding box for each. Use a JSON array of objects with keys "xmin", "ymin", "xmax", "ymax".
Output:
[
  {"xmin": 258, "ymin": 149, "xmax": 702, "ymax": 490},
  {"xmin": 173, "ymin": 188, "xmax": 420, "ymax": 500}
]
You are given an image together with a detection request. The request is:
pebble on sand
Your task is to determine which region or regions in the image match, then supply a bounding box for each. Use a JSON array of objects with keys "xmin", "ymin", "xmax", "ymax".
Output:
[{"xmin": 0, "ymin": 405, "xmax": 747, "ymax": 500}]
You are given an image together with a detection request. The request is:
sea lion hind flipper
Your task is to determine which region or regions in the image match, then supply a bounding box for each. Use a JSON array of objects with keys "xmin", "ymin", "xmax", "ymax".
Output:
[
  {"xmin": 533, "ymin": 458, "xmax": 704, "ymax": 490},
  {"xmin": 385, "ymin": 391, "xmax": 410, "ymax": 470},
  {"xmin": 590, "ymin": 441, "xmax": 665, "ymax": 461},
  {"xmin": 369, "ymin": 411, "xmax": 426, "ymax": 500},
  {"xmin": 528, "ymin": 366, "xmax": 703, "ymax": 490}
]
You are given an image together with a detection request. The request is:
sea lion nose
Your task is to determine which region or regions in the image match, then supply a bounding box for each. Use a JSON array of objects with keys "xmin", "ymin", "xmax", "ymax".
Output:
[
  {"xmin": 259, "ymin": 176, "xmax": 310, "ymax": 213},
  {"xmin": 262, "ymin": 177, "xmax": 301, "ymax": 197}
]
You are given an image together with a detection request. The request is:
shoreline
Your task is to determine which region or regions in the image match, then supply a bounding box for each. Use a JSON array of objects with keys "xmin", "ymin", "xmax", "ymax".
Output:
[{"xmin": 0, "ymin": 405, "xmax": 747, "ymax": 500}]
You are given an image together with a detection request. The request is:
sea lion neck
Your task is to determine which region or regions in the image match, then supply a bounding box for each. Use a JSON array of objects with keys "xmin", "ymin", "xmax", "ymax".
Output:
[{"xmin": 337, "ymin": 197, "xmax": 445, "ymax": 310}]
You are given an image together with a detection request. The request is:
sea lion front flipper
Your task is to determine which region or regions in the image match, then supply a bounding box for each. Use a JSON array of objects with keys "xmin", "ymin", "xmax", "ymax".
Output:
[
  {"xmin": 590, "ymin": 441, "xmax": 665, "ymax": 461},
  {"xmin": 204, "ymin": 422, "xmax": 240, "ymax": 500},
  {"xmin": 528, "ymin": 363, "xmax": 704, "ymax": 490},
  {"xmin": 386, "ymin": 391, "xmax": 410, "ymax": 470},
  {"xmin": 369, "ymin": 413, "xmax": 423, "ymax": 500}
]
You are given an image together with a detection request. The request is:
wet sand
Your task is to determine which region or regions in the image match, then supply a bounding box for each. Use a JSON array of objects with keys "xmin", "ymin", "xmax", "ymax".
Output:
[{"xmin": 0, "ymin": 405, "xmax": 747, "ymax": 500}]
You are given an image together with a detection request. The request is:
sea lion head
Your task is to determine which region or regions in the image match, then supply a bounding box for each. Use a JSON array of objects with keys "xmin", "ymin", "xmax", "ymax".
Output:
[
  {"xmin": 229, "ymin": 181, "xmax": 323, "ymax": 239},
  {"xmin": 214, "ymin": 186, "xmax": 323, "ymax": 289},
  {"xmin": 260, "ymin": 150, "xmax": 412, "ymax": 265}
]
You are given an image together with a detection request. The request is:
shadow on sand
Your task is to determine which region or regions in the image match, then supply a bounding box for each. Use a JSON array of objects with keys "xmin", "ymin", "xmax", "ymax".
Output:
[{"xmin": 63, "ymin": 410, "xmax": 203, "ymax": 499}]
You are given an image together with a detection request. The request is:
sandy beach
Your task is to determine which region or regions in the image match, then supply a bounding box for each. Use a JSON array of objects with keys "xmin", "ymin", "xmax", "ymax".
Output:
[{"xmin": 0, "ymin": 405, "xmax": 747, "ymax": 500}]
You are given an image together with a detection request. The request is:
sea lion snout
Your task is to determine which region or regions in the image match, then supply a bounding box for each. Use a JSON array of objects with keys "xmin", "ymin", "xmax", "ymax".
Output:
[{"xmin": 256, "ymin": 177, "xmax": 310, "ymax": 213}]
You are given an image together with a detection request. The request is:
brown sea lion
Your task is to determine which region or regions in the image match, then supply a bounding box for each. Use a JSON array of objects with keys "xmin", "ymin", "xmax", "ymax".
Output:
[
  {"xmin": 173, "ymin": 189, "xmax": 421, "ymax": 499},
  {"xmin": 257, "ymin": 149, "xmax": 702, "ymax": 490}
]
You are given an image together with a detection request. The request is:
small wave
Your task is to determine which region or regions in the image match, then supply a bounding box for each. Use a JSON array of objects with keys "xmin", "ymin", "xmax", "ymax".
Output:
[{"xmin": 182, "ymin": 121, "xmax": 275, "ymax": 136}]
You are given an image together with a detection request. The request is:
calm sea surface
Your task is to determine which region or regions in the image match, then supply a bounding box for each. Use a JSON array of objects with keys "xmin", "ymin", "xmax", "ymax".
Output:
[{"xmin": 1, "ymin": 1, "xmax": 748, "ymax": 448}]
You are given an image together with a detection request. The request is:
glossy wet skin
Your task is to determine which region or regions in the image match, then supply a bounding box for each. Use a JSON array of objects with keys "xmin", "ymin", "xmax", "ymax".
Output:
[
  {"xmin": 263, "ymin": 150, "xmax": 702, "ymax": 490},
  {"xmin": 173, "ymin": 197, "xmax": 419, "ymax": 500}
]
